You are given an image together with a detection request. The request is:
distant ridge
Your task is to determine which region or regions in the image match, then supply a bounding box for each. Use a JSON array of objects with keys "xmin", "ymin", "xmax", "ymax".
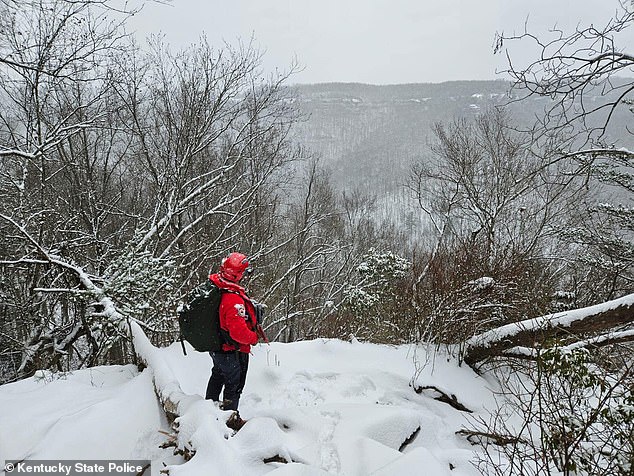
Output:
[
  {"xmin": 290, "ymin": 80, "xmax": 520, "ymax": 191},
  {"xmin": 290, "ymin": 79, "xmax": 632, "ymax": 191}
]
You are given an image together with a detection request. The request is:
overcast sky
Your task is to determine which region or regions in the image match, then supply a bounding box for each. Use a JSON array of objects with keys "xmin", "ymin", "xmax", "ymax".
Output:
[{"xmin": 129, "ymin": 0, "xmax": 631, "ymax": 85}]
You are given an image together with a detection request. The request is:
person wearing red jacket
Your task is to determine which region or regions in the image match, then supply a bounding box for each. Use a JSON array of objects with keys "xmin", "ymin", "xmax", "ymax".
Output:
[{"xmin": 205, "ymin": 252, "xmax": 259, "ymax": 430}]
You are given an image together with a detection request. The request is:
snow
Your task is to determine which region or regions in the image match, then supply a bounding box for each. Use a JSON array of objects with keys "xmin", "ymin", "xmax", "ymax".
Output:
[
  {"xmin": 0, "ymin": 339, "xmax": 497, "ymax": 475},
  {"xmin": 467, "ymin": 277, "xmax": 495, "ymax": 291},
  {"xmin": 0, "ymin": 366, "xmax": 170, "ymax": 463}
]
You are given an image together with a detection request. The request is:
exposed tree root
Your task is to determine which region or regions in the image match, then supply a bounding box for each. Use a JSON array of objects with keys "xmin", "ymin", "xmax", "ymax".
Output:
[
  {"xmin": 414, "ymin": 385, "xmax": 472, "ymax": 413},
  {"xmin": 455, "ymin": 429, "xmax": 522, "ymax": 447},
  {"xmin": 158, "ymin": 428, "xmax": 195, "ymax": 462},
  {"xmin": 263, "ymin": 455, "xmax": 291, "ymax": 464},
  {"xmin": 399, "ymin": 426, "xmax": 421, "ymax": 452}
]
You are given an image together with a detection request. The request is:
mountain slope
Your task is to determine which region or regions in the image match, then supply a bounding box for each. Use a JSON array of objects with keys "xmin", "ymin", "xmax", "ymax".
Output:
[{"xmin": 291, "ymin": 80, "xmax": 634, "ymax": 192}]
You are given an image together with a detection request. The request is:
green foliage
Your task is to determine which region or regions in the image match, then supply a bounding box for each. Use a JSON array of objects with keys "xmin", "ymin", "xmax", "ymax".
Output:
[
  {"xmin": 539, "ymin": 347, "xmax": 599, "ymax": 388},
  {"xmin": 535, "ymin": 347, "xmax": 634, "ymax": 476},
  {"xmin": 103, "ymin": 248, "xmax": 178, "ymax": 322},
  {"xmin": 356, "ymin": 248, "xmax": 410, "ymax": 282},
  {"xmin": 475, "ymin": 349, "xmax": 633, "ymax": 476},
  {"xmin": 339, "ymin": 248, "xmax": 413, "ymax": 342},
  {"xmin": 342, "ymin": 248, "xmax": 410, "ymax": 312}
]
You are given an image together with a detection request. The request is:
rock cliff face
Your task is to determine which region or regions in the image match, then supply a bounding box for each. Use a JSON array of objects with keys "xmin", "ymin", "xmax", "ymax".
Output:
[{"xmin": 290, "ymin": 80, "xmax": 633, "ymax": 192}]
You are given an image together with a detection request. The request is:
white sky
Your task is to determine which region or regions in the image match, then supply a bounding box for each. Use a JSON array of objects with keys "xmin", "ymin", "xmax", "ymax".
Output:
[{"xmin": 128, "ymin": 0, "xmax": 632, "ymax": 85}]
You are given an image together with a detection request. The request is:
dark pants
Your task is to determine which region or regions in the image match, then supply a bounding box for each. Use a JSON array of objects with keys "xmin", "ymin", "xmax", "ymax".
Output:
[{"xmin": 205, "ymin": 351, "xmax": 249, "ymax": 411}]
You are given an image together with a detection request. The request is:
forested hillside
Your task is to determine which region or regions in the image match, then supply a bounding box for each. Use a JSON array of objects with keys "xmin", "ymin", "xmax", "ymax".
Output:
[{"xmin": 291, "ymin": 80, "xmax": 634, "ymax": 191}]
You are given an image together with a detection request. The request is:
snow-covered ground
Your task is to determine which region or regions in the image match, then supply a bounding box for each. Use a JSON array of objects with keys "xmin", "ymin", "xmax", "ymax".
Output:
[{"xmin": 0, "ymin": 339, "xmax": 498, "ymax": 475}]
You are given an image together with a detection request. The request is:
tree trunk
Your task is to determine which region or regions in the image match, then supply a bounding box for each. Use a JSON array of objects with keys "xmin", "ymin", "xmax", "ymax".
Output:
[{"xmin": 463, "ymin": 293, "xmax": 634, "ymax": 366}]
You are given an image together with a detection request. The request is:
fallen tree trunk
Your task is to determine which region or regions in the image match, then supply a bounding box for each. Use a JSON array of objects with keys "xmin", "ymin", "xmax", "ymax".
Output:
[
  {"xmin": 500, "ymin": 328, "xmax": 634, "ymax": 361},
  {"xmin": 463, "ymin": 293, "xmax": 634, "ymax": 366}
]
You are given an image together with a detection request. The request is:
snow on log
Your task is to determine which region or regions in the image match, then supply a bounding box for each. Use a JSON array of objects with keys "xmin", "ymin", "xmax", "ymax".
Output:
[
  {"xmin": 463, "ymin": 293, "xmax": 634, "ymax": 366},
  {"xmin": 128, "ymin": 321, "xmax": 199, "ymax": 422},
  {"xmin": 501, "ymin": 329, "xmax": 634, "ymax": 360},
  {"xmin": 562, "ymin": 328, "xmax": 634, "ymax": 351}
]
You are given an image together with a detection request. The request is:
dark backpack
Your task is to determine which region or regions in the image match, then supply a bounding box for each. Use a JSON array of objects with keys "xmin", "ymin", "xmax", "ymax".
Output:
[{"xmin": 178, "ymin": 281, "xmax": 235, "ymax": 354}]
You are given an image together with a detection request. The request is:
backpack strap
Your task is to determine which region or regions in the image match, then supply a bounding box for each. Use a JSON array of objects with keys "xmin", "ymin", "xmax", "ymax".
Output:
[
  {"xmin": 180, "ymin": 332, "xmax": 187, "ymax": 356},
  {"xmin": 217, "ymin": 289, "xmax": 242, "ymax": 351}
]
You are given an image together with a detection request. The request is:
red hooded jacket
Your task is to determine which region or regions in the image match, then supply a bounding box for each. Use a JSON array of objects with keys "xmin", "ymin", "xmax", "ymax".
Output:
[{"xmin": 209, "ymin": 273, "xmax": 258, "ymax": 353}]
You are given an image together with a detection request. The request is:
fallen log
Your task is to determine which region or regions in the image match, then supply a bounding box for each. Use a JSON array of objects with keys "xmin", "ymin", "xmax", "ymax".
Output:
[{"xmin": 463, "ymin": 293, "xmax": 634, "ymax": 366}]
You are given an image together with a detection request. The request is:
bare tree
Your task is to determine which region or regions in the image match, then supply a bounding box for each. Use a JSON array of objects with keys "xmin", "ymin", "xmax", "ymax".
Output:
[
  {"xmin": 495, "ymin": 3, "xmax": 634, "ymax": 147},
  {"xmin": 0, "ymin": 0, "xmax": 142, "ymax": 378},
  {"xmin": 408, "ymin": 109, "xmax": 579, "ymax": 346},
  {"xmin": 253, "ymin": 159, "xmax": 351, "ymax": 342},
  {"xmin": 120, "ymin": 37, "xmax": 301, "ymax": 267},
  {"xmin": 496, "ymin": 0, "xmax": 634, "ymax": 304},
  {"xmin": 0, "ymin": 1, "xmax": 306, "ymax": 381}
]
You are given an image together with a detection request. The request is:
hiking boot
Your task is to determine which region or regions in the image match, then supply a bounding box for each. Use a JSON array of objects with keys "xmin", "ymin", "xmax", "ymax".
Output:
[
  {"xmin": 226, "ymin": 411, "xmax": 247, "ymax": 432},
  {"xmin": 219, "ymin": 399, "xmax": 233, "ymax": 411}
]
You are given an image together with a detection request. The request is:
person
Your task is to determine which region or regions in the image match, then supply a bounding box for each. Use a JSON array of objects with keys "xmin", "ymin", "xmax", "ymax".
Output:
[{"xmin": 205, "ymin": 252, "xmax": 259, "ymax": 431}]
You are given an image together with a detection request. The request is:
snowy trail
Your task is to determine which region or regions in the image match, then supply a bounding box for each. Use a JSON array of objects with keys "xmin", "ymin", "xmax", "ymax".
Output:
[
  {"xmin": 1, "ymin": 339, "xmax": 495, "ymax": 476},
  {"xmin": 159, "ymin": 339, "xmax": 493, "ymax": 475}
]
